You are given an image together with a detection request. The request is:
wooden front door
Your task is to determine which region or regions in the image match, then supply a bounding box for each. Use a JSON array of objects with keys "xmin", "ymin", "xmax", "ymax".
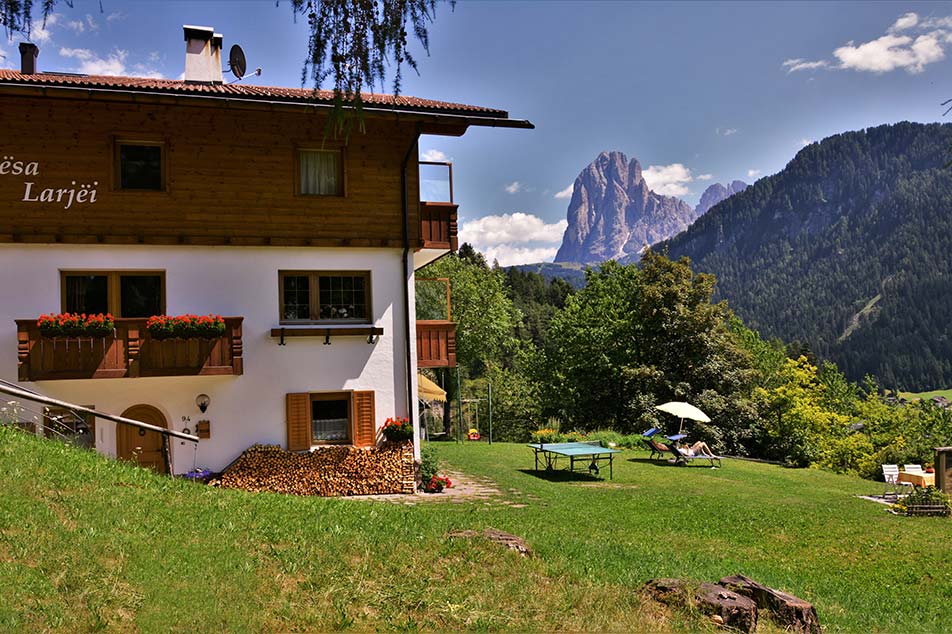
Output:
[{"xmin": 117, "ymin": 404, "xmax": 168, "ymax": 473}]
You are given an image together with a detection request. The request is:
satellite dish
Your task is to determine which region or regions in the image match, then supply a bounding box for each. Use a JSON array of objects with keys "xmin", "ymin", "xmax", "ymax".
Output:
[{"xmin": 229, "ymin": 44, "xmax": 247, "ymax": 79}]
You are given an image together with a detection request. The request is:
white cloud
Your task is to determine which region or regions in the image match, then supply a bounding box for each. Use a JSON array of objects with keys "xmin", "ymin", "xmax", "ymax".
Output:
[
  {"xmin": 834, "ymin": 33, "xmax": 944, "ymax": 74},
  {"xmin": 85, "ymin": 14, "xmax": 99, "ymax": 31},
  {"xmin": 782, "ymin": 58, "xmax": 830, "ymax": 73},
  {"xmin": 482, "ymin": 245, "xmax": 561, "ymax": 267},
  {"xmin": 786, "ymin": 12, "xmax": 952, "ymax": 75},
  {"xmin": 106, "ymin": 12, "xmax": 125, "ymax": 23},
  {"xmin": 889, "ymin": 12, "xmax": 919, "ymax": 32},
  {"xmin": 460, "ymin": 212, "xmax": 567, "ymax": 247},
  {"xmin": 30, "ymin": 13, "xmax": 59, "ymax": 43},
  {"xmin": 459, "ymin": 212, "xmax": 568, "ymax": 266},
  {"xmin": 59, "ymin": 47, "xmax": 129, "ymax": 76},
  {"xmin": 642, "ymin": 163, "xmax": 694, "ymax": 197},
  {"xmin": 716, "ymin": 127, "xmax": 738, "ymax": 136},
  {"xmin": 800, "ymin": 138, "xmax": 814, "ymax": 147},
  {"xmin": 504, "ymin": 181, "xmax": 523, "ymax": 194},
  {"xmin": 420, "ymin": 149, "xmax": 448, "ymax": 162},
  {"xmin": 65, "ymin": 19, "xmax": 85, "ymax": 34},
  {"xmin": 554, "ymin": 184, "xmax": 574, "ymax": 199},
  {"xmin": 697, "ymin": 173, "xmax": 713, "ymax": 181},
  {"xmin": 747, "ymin": 169, "xmax": 761, "ymax": 178}
]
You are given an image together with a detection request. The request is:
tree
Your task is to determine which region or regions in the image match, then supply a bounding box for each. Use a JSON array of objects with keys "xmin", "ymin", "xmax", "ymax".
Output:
[{"xmin": 543, "ymin": 251, "xmax": 758, "ymax": 451}]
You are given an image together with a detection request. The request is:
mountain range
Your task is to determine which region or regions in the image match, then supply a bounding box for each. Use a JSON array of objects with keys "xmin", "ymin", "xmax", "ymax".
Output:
[
  {"xmin": 553, "ymin": 151, "xmax": 746, "ymax": 263},
  {"xmin": 662, "ymin": 121, "xmax": 952, "ymax": 390}
]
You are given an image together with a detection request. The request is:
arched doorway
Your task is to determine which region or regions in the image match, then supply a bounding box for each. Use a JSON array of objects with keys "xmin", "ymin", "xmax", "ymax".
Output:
[{"xmin": 117, "ymin": 404, "xmax": 169, "ymax": 473}]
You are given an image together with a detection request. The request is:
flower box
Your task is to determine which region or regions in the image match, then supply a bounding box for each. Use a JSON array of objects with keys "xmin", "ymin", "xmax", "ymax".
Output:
[
  {"xmin": 382, "ymin": 417, "xmax": 414, "ymax": 442},
  {"xmin": 37, "ymin": 313, "xmax": 115, "ymax": 338},
  {"xmin": 146, "ymin": 314, "xmax": 227, "ymax": 340}
]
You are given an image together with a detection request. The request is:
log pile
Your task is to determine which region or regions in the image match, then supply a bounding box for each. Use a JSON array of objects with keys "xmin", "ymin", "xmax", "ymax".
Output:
[{"xmin": 219, "ymin": 441, "xmax": 415, "ymax": 496}]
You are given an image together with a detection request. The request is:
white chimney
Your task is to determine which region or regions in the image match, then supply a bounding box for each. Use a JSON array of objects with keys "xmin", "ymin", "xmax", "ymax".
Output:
[{"xmin": 183, "ymin": 25, "xmax": 223, "ymax": 84}]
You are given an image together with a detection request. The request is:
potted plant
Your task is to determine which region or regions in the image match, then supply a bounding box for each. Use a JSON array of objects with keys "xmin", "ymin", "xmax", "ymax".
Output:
[
  {"xmin": 424, "ymin": 474, "xmax": 452, "ymax": 493},
  {"xmin": 146, "ymin": 314, "xmax": 226, "ymax": 340},
  {"xmin": 382, "ymin": 417, "xmax": 414, "ymax": 442},
  {"xmin": 37, "ymin": 312, "xmax": 115, "ymax": 338}
]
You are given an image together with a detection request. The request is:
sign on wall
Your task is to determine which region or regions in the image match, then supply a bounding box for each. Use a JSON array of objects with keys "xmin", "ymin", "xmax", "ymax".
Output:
[{"xmin": 2, "ymin": 155, "xmax": 99, "ymax": 210}]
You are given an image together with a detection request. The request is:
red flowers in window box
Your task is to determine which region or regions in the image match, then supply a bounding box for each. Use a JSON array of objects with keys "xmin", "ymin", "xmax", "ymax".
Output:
[
  {"xmin": 146, "ymin": 314, "xmax": 226, "ymax": 340},
  {"xmin": 424, "ymin": 475, "xmax": 452, "ymax": 493},
  {"xmin": 37, "ymin": 313, "xmax": 115, "ymax": 338},
  {"xmin": 382, "ymin": 416, "xmax": 414, "ymax": 442}
]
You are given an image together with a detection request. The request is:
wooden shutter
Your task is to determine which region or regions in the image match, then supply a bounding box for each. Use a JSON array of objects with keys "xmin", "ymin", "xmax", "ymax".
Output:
[
  {"xmin": 352, "ymin": 391, "xmax": 376, "ymax": 447},
  {"xmin": 286, "ymin": 393, "xmax": 311, "ymax": 451}
]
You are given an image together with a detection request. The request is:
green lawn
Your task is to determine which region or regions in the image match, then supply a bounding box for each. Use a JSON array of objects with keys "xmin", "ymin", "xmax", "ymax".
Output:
[
  {"xmin": 900, "ymin": 387, "xmax": 952, "ymax": 401},
  {"xmin": 1, "ymin": 427, "xmax": 950, "ymax": 632}
]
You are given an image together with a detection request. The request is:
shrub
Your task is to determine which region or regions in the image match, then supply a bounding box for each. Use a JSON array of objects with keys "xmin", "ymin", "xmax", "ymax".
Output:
[
  {"xmin": 37, "ymin": 313, "xmax": 115, "ymax": 338},
  {"xmin": 419, "ymin": 443, "xmax": 439, "ymax": 483},
  {"xmin": 531, "ymin": 428, "xmax": 562, "ymax": 444},
  {"xmin": 617, "ymin": 434, "xmax": 646, "ymax": 449},
  {"xmin": 585, "ymin": 429, "xmax": 624, "ymax": 447}
]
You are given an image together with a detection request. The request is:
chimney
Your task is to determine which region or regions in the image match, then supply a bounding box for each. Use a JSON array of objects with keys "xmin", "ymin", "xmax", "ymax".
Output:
[
  {"xmin": 183, "ymin": 25, "xmax": 223, "ymax": 84},
  {"xmin": 18, "ymin": 43, "xmax": 39, "ymax": 75}
]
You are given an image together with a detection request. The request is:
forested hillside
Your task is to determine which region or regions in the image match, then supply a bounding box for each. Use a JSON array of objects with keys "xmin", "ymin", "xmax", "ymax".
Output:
[{"xmin": 663, "ymin": 122, "xmax": 952, "ymax": 390}]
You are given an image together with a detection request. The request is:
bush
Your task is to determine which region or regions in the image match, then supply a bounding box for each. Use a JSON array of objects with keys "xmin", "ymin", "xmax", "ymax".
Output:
[
  {"xmin": 585, "ymin": 429, "xmax": 624, "ymax": 447},
  {"xmin": 617, "ymin": 434, "xmax": 647, "ymax": 449},
  {"xmin": 530, "ymin": 428, "xmax": 562, "ymax": 444},
  {"xmin": 419, "ymin": 443, "xmax": 439, "ymax": 483}
]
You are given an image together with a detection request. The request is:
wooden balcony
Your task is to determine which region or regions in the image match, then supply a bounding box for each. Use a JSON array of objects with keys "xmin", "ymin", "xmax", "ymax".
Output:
[
  {"xmin": 419, "ymin": 201, "xmax": 459, "ymax": 251},
  {"xmin": 416, "ymin": 320, "xmax": 457, "ymax": 368},
  {"xmin": 16, "ymin": 317, "xmax": 244, "ymax": 381}
]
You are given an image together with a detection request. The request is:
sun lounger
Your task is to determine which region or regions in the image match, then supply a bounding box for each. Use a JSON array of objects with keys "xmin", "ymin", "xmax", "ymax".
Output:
[{"xmin": 664, "ymin": 436, "xmax": 722, "ymax": 467}]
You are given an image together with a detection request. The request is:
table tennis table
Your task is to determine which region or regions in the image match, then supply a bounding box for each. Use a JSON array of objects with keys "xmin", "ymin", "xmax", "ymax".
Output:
[{"xmin": 528, "ymin": 441, "xmax": 621, "ymax": 479}]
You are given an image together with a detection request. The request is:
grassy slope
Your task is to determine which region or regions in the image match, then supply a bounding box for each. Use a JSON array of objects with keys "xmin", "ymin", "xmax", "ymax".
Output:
[
  {"xmin": 2, "ymin": 428, "xmax": 950, "ymax": 632},
  {"xmin": 899, "ymin": 388, "xmax": 952, "ymax": 401}
]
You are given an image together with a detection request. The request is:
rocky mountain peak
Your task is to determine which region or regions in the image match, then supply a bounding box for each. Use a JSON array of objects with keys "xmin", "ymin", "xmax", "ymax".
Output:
[
  {"xmin": 554, "ymin": 151, "xmax": 697, "ymax": 264},
  {"xmin": 695, "ymin": 180, "xmax": 748, "ymax": 217}
]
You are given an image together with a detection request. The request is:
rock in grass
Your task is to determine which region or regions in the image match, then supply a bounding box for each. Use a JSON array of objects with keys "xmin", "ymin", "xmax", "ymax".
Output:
[
  {"xmin": 719, "ymin": 574, "xmax": 820, "ymax": 633},
  {"xmin": 643, "ymin": 578, "xmax": 758, "ymax": 633},
  {"xmin": 447, "ymin": 528, "xmax": 532, "ymax": 557}
]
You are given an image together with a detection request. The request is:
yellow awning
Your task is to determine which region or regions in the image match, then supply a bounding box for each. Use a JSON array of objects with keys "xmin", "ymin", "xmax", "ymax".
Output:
[{"xmin": 418, "ymin": 373, "xmax": 447, "ymax": 402}]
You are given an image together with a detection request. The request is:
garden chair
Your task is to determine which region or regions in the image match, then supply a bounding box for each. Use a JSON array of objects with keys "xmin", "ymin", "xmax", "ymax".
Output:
[
  {"xmin": 642, "ymin": 436, "xmax": 669, "ymax": 460},
  {"xmin": 903, "ymin": 464, "xmax": 924, "ymax": 475},
  {"xmin": 881, "ymin": 464, "xmax": 911, "ymax": 498}
]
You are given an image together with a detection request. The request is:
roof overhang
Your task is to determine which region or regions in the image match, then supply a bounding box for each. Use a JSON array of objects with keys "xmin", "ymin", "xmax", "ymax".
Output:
[{"xmin": 0, "ymin": 80, "xmax": 534, "ymax": 135}]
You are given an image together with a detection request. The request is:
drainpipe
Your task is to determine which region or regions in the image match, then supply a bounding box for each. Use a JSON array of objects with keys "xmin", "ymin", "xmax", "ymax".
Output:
[{"xmin": 401, "ymin": 123, "xmax": 423, "ymax": 448}]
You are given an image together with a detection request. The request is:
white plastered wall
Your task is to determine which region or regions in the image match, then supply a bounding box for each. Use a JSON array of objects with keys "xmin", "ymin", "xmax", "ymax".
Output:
[{"xmin": 0, "ymin": 243, "xmax": 421, "ymax": 472}]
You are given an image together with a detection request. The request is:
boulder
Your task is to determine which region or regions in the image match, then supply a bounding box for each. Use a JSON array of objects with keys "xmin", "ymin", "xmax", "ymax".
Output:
[
  {"xmin": 719, "ymin": 574, "xmax": 820, "ymax": 634},
  {"xmin": 644, "ymin": 578, "xmax": 757, "ymax": 632}
]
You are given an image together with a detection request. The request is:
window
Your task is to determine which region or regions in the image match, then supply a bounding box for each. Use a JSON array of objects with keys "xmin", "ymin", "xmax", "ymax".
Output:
[
  {"xmin": 299, "ymin": 149, "xmax": 343, "ymax": 196},
  {"xmin": 116, "ymin": 141, "xmax": 164, "ymax": 190},
  {"xmin": 279, "ymin": 271, "xmax": 370, "ymax": 323},
  {"xmin": 311, "ymin": 393, "xmax": 351, "ymax": 442},
  {"xmin": 62, "ymin": 271, "xmax": 165, "ymax": 317}
]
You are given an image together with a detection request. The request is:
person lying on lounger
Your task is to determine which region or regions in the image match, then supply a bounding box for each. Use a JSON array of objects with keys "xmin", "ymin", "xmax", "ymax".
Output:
[{"xmin": 677, "ymin": 441, "xmax": 715, "ymax": 457}]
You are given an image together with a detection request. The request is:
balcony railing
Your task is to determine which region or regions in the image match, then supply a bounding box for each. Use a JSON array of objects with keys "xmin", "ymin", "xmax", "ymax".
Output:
[
  {"xmin": 419, "ymin": 160, "xmax": 458, "ymax": 252},
  {"xmin": 416, "ymin": 276, "xmax": 456, "ymax": 368},
  {"xmin": 416, "ymin": 320, "xmax": 457, "ymax": 368},
  {"xmin": 16, "ymin": 317, "xmax": 243, "ymax": 381}
]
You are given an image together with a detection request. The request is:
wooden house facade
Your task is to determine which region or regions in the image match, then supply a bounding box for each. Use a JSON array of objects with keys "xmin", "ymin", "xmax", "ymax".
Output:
[{"xmin": 0, "ymin": 28, "xmax": 531, "ymax": 478}]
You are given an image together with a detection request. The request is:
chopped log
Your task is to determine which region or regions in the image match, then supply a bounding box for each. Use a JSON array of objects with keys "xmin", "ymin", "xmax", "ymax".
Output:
[
  {"xmin": 447, "ymin": 528, "xmax": 532, "ymax": 557},
  {"xmin": 643, "ymin": 578, "xmax": 758, "ymax": 633},
  {"xmin": 219, "ymin": 441, "xmax": 415, "ymax": 497},
  {"xmin": 719, "ymin": 574, "xmax": 820, "ymax": 634}
]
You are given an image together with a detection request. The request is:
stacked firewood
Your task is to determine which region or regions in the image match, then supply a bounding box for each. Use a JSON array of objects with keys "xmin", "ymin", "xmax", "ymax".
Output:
[{"xmin": 220, "ymin": 441, "xmax": 415, "ymax": 496}]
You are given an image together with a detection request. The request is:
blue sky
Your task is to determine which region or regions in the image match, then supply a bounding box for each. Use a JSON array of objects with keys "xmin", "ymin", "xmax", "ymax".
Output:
[{"xmin": 5, "ymin": 1, "xmax": 952, "ymax": 264}]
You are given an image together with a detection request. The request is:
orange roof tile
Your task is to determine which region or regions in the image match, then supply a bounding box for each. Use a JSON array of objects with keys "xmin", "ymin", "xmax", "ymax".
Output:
[{"xmin": 0, "ymin": 69, "xmax": 510, "ymax": 118}]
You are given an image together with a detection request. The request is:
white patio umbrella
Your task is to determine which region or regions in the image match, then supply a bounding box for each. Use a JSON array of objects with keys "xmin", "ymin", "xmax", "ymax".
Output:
[{"xmin": 655, "ymin": 401, "xmax": 711, "ymax": 434}]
